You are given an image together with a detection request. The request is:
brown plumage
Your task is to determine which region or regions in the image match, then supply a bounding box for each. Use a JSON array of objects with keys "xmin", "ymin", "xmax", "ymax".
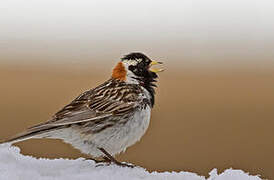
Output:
[
  {"xmin": 1, "ymin": 78, "xmax": 145, "ymax": 143},
  {"xmin": 112, "ymin": 62, "xmax": 127, "ymax": 81},
  {"xmin": 1, "ymin": 52, "xmax": 163, "ymax": 167}
]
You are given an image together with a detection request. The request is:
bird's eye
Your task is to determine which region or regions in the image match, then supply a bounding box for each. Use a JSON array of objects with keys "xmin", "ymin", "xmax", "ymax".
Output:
[
  {"xmin": 129, "ymin": 65, "xmax": 138, "ymax": 72},
  {"xmin": 128, "ymin": 65, "xmax": 134, "ymax": 71}
]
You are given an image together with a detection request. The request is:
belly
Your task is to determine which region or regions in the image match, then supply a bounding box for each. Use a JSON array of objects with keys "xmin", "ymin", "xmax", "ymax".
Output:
[{"xmin": 54, "ymin": 107, "xmax": 151, "ymax": 157}]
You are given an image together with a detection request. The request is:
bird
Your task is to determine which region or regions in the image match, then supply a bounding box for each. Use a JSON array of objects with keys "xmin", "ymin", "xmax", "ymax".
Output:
[{"xmin": 0, "ymin": 52, "xmax": 163, "ymax": 167}]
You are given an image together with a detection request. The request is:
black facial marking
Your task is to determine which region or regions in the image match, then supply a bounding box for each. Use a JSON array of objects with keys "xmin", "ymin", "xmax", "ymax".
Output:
[
  {"xmin": 122, "ymin": 52, "xmax": 151, "ymax": 63},
  {"xmin": 121, "ymin": 52, "xmax": 158, "ymax": 107}
]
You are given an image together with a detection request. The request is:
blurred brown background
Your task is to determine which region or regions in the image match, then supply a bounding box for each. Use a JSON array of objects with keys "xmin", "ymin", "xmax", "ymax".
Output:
[
  {"xmin": 0, "ymin": 63, "xmax": 273, "ymax": 179},
  {"xmin": 1, "ymin": 0, "xmax": 274, "ymax": 179}
]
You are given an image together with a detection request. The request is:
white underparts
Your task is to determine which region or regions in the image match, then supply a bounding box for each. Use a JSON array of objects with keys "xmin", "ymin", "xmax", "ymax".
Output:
[
  {"xmin": 47, "ymin": 106, "xmax": 151, "ymax": 157},
  {"xmin": 46, "ymin": 87, "xmax": 152, "ymax": 157}
]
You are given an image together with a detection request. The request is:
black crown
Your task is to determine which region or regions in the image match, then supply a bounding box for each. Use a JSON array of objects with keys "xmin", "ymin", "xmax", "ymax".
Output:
[{"xmin": 122, "ymin": 52, "xmax": 150, "ymax": 61}]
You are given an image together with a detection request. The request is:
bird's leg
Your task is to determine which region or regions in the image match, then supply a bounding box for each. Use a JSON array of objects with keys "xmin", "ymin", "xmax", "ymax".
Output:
[
  {"xmin": 86, "ymin": 157, "xmax": 110, "ymax": 164},
  {"xmin": 98, "ymin": 148, "xmax": 134, "ymax": 168},
  {"xmin": 86, "ymin": 156, "xmax": 114, "ymax": 167}
]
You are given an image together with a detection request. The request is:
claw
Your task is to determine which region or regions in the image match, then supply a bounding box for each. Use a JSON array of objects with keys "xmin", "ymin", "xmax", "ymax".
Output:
[{"xmin": 97, "ymin": 147, "xmax": 135, "ymax": 168}]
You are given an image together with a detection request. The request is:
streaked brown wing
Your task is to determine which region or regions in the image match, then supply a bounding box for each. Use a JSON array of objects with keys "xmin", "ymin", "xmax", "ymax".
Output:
[
  {"xmin": 1, "ymin": 79, "xmax": 144, "ymax": 144},
  {"xmin": 28, "ymin": 79, "xmax": 141, "ymax": 129}
]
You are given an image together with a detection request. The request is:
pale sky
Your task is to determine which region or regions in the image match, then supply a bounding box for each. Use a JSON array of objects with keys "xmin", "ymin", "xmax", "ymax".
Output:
[{"xmin": 0, "ymin": 0, "xmax": 274, "ymax": 67}]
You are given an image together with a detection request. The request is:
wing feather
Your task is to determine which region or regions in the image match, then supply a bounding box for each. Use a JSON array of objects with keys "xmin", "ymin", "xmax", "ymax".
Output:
[
  {"xmin": 1, "ymin": 79, "xmax": 143, "ymax": 144},
  {"xmin": 29, "ymin": 79, "xmax": 141, "ymax": 129}
]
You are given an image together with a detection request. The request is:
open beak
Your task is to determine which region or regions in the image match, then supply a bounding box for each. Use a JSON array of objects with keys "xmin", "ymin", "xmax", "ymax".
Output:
[{"xmin": 149, "ymin": 60, "xmax": 164, "ymax": 73}]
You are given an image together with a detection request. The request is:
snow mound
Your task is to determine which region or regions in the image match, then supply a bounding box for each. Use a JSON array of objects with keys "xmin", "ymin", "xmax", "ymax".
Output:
[{"xmin": 0, "ymin": 144, "xmax": 262, "ymax": 180}]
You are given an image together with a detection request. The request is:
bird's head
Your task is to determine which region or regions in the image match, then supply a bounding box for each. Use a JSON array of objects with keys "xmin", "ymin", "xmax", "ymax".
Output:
[{"xmin": 112, "ymin": 52, "xmax": 163, "ymax": 84}]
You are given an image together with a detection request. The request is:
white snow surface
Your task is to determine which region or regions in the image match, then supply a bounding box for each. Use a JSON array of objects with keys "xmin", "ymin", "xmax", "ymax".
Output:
[{"xmin": 0, "ymin": 144, "xmax": 262, "ymax": 180}]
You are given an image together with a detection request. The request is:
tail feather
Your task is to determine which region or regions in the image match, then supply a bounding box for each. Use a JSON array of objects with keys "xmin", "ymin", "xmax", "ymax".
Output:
[{"xmin": 0, "ymin": 125, "xmax": 63, "ymax": 144}]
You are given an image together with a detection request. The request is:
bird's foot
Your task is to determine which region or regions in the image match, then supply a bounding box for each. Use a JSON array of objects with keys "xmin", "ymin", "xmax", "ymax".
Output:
[
  {"xmin": 85, "ymin": 157, "xmax": 108, "ymax": 164},
  {"xmin": 94, "ymin": 157, "xmax": 111, "ymax": 167},
  {"xmin": 86, "ymin": 157, "xmax": 111, "ymax": 167},
  {"xmin": 94, "ymin": 156, "xmax": 135, "ymax": 168},
  {"xmin": 112, "ymin": 161, "xmax": 135, "ymax": 168},
  {"xmin": 97, "ymin": 148, "xmax": 135, "ymax": 168}
]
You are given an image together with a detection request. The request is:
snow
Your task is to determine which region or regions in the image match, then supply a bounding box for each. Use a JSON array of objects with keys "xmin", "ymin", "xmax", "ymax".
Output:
[{"xmin": 0, "ymin": 144, "xmax": 262, "ymax": 180}]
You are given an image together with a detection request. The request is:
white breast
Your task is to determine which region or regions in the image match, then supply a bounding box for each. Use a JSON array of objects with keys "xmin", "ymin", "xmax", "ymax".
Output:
[
  {"xmin": 50, "ymin": 89, "xmax": 152, "ymax": 157},
  {"xmin": 88, "ymin": 106, "xmax": 151, "ymax": 157}
]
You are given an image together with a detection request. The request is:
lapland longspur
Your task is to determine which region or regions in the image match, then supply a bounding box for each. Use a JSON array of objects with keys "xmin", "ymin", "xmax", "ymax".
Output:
[{"xmin": 1, "ymin": 52, "xmax": 163, "ymax": 167}]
